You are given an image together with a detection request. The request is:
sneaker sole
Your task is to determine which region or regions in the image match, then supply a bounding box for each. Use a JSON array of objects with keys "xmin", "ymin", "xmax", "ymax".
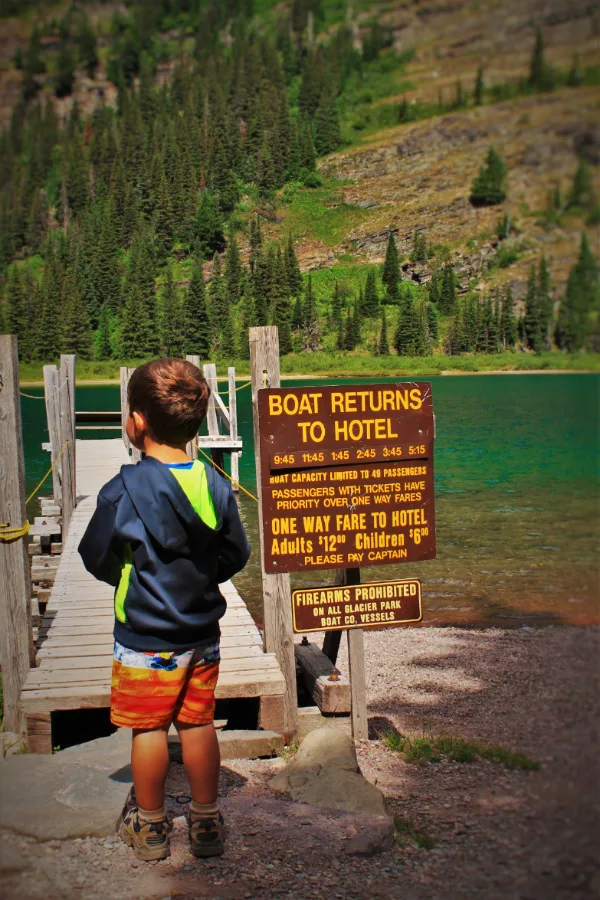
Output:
[
  {"xmin": 118, "ymin": 822, "xmax": 170, "ymax": 861},
  {"xmin": 190, "ymin": 841, "xmax": 224, "ymax": 858}
]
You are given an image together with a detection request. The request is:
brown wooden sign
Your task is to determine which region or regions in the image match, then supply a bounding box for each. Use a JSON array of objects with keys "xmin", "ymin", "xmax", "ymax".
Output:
[
  {"xmin": 258, "ymin": 383, "xmax": 436, "ymax": 574},
  {"xmin": 292, "ymin": 579, "xmax": 422, "ymax": 633}
]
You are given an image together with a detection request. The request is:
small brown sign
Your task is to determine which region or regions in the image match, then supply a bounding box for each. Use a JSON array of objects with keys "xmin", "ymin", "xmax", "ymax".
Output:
[
  {"xmin": 258, "ymin": 383, "xmax": 436, "ymax": 574},
  {"xmin": 292, "ymin": 579, "xmax": 422, "ymax": 633}
]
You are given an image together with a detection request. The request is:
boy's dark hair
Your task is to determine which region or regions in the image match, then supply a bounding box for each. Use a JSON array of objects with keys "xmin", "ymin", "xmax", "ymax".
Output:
[{"xmin": 128, "ymin": 358, "xmax": 210, "ymax": 444}]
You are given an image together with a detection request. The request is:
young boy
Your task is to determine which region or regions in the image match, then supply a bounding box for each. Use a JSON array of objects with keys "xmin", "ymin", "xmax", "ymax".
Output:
[{"xmin": 78, "ymin": 358, "xmax": 250, "ymax": 862}]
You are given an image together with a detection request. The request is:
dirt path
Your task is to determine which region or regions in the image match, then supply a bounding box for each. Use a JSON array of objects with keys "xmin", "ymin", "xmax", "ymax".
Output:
[{"xmin": 1, "ymin": 625, "xmax": 598, "ymax": 899}]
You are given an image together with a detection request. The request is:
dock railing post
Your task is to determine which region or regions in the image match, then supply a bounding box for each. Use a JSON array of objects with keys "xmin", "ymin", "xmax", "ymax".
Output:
[
  {"xmin": 228, "ymin": 366, "xmax": 240, "ymax": 491},
  {"xmin": 59, "ymin": 354, "xmax": 76, "ymax": 537},
  {"xmin": 249, "ymin": 326, "xmax": 298, "ymax": 737},
  {"xmin": 0, "ymin": 335, "xmax": 35, "ymax": 735},
  {"xmin": 43, "ymin": 364, "xmax": 62, "ymax": 507},
  {"xmin": 127, "ymin": 367, "xmax": 142, "ymax": 463},
  {"xmin": 120, "ymin": 367, "xmax": 131, "ymax": 452},
  {"xmin": 203, "ymin": 363, "xmax": 224, "ymax": 472},
  {"xmin": 185, "ymin": 355, "xmax": 200, "ymax": 460}
]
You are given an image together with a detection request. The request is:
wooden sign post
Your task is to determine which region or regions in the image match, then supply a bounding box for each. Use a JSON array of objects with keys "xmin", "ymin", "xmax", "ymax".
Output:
[
  {"xmin": 43, "ymin": 364, "xmax": 62, "ymax": 507},
  {"xmin": 253, "ymin": 373, "xmax": 436, "ymax": 742},
  {"xmin": 250, "ymin": 327, "xmax": 298, "ymax": 736},
  {"xmin": 0, "ymin": 335, "xmax": 35, "ymax": 735},
  {"xmin": 59, "ymin": 354, "xmax": 76, "ymax": 536}
]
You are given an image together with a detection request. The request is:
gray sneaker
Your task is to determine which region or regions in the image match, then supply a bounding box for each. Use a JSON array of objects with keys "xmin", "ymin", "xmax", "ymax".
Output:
[
  {"xmin": 187, "ymin": 809, "xmax": 225, "ymax": 857},
  {"xmin": 118, "ymin": 805, "xmax": 170, "ymax": 861}
]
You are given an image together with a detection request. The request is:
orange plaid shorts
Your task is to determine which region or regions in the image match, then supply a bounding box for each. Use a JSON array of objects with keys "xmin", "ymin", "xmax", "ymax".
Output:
[{"xmin": 110, "ymin": 639, "xmax": 220, "ymax": 730}]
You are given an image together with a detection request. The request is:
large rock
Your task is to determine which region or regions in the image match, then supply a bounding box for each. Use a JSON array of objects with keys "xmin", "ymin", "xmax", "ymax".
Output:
[
  {"xmin": 0, "ymin": 729, "xmax": 132, "ymax": 840},
  {"xmin": 269, "ymin": 726, "xmax": 390, "ymax": 821}
]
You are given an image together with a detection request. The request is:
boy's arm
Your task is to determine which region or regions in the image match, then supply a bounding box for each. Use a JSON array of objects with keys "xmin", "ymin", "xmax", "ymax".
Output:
[
  {"xmin": 216, "ymin": 489, "xmax": 251, "ymax": 584},
  {"xmin": 78, "ymin": 493, "xmax": 123, "ymax": 586}
]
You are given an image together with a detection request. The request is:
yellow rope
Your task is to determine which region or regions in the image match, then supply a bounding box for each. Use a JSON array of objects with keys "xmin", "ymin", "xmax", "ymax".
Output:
[
  {"xmin": 0, "ymin": 443, "xmax": 69, "ymax": 544},
  {"xmin": 197, "ymin": 447, "xmax": 258, "ymax": 502},
  {"xmin": 216, "ymin": 380, "xmax": 252, "ymax": 395},
  {"xmin": 20, "ymin": 378, "xmax": 68, "ymax": 400}
]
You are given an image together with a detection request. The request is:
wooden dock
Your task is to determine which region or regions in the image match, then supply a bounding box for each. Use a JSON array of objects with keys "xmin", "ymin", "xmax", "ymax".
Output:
[{"xmin": 21, "ymin": 439, "xmax": 285, "ymax": 752}]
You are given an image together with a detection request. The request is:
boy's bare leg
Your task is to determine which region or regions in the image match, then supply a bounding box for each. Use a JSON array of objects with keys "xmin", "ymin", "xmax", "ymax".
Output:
[
  {"xmin": 175, "ymin": 721, "xmax": 220, "ymax": 804},
  {"xmin": 131, "ymin": 727, "xmax": 170, "ymax": 811}
]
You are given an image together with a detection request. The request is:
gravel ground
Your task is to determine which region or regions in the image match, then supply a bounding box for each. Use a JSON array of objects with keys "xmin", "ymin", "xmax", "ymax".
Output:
[{"xmin": 1, "ymin": 625, "xmax": 599, "ymax": 900}]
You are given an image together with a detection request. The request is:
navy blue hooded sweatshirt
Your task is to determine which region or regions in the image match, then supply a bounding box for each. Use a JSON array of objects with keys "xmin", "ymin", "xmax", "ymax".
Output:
[{"xmin": 78, "ymin": 456, "xmax": 251, "ymax": 652}]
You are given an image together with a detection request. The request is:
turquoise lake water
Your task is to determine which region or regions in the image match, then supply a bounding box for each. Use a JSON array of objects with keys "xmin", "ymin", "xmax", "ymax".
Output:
[{"xmin": 20, "ymin": 374, "xmax": 599, "ymax": 627}]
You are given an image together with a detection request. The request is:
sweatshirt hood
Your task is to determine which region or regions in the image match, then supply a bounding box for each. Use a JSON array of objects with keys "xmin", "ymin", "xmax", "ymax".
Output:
[{"xmin": 120, "ymin": 456, "xmax": 222, "ymax": 553}]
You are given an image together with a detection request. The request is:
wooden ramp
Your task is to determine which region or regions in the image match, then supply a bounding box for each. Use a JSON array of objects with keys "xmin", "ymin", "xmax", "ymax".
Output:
[{"xmin": 21, "ymin": 440, "xmax": 285, "ymax": 752}]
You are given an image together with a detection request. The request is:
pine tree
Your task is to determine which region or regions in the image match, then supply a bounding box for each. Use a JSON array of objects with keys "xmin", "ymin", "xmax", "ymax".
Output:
[
  {"xmin": 363, "ymin": 269, "xmax": 379, "ymax": 316},
  {"xmin": 394, "ymin": 294, "xmax": 426, "ymax": 356},
  {"xmin": 213, "ymin": 142, "xmax": 239, "ymax": 213},
  {"xmin": 470, "ymin": 147, "xmax": 507, "ymax": 206},
  {"xmin": 334, "ymin": 311, "xmax": 344, "ymax": 350},
  {"xmin": 6, "ymin": 266, "xmax": 27, "ymax": 347},
  {"xmin": 474, "ymin": 66, "xmax": 484, "ymax": 105},
  {"xmin": 567, "ymin": 160, "xmax": 595, "ymax": 211},
  {"xmin": 524, "ymin": 265, "xmax": 543, "ymax": 352},
  {"xmin": 412, "ymin": 230, "xmax": 427, "ymax": 263},
  {"xmin": 272, "ymin": 247, "xmax": 292, "ymax": 354},
  {"xmin": 500, "ymin": 286, "xmax": 518, "ymax": 349},
  {"xmin": 291, "ymin": 292, "xmax": 303, "ymax": 331},
  {"xmin": 439, "ymin": 263, "xmax": 457, "ymax": 314},
  {"xmin": 26, "ymin": 188, "xmax": 45, "ymax": 253},
  {"xmin": 285, "ymin": 233, "xmax": 303, "ymax": 298},
  {"xmin": 314, "ymin": 88, "xmax": 341, "ymax": 156},
  {"xmin": 377, "ymin": 306, "xmax": 390, "ymax": 355},
  {"xmin": 331, "ymin": 280, "xmax": 344, "ymax": 323},
  {"xmin": 382, "ymin": 231, "xmax": 400, "ymax": 302},
  {"xmin": 302, "ymin": 274, "xmax": 320, "ymax": 350},
  {"xmin": 555, "ymin": 233, "xmax": 599, "ymax": 351},
  {"xmin": 426, "ymin": 302, "xmax": 439, "ymax": 344},
  {"xmin": 257, "ymin": 134, "xmax": 277, "ymax": 199},
  {"xmin": 55, "ymin": 33, "xmax": 75, "ymax": 98},
  {"xmin": 225, "ymin": 233, "xmax": 242, "ymax": 305},
  {"xmin": 66, "ymin": 134, "xmax": 89, "ymax": 217},
  {"xmin": 61, "ymin": 266, "xmax": 92, "ymax": 358},
  {"xmin": 249, "ymin": 216, "xmax": 262, "ymax": 275},
  {"xmin": 194, "ymin": 190, "xmax": 225, "ymax": 259},
  {"xmin": 299, "ymin": 120, "xmax": 316, "ymax": 172},
  {"xmin": 428, "ymin": 268, "xmax": 441, "ymax": 305},
  {"xmin": 210, "ymin": 252, "xmax": 235, "ymax": 356},
  {"xmin": 239, "ymin": 284, "xmax": 257, "ymax": 360},
  {"xmin": 95, "ymin": 304, "xmax": 114, "ymax": 360},
  {"xmin": 153, "ymin": 172, "xmax": 175, "ymax": 254},
  {"xmin": 537, "ymin": 255, "xmax": 553, "ymax": 347},
  {"xmin": 183, "ymin": 259, "xmax": 211, "ymax": 359},
  {"xmin": 119, "ymin": 224, "xmax": 160, "ymax": 357},
  {"xmin": 487, "ymin": 296, "xmax": 500, "ymax": 352},
  {"xmin": 160, "ymin": 267, "xmax": 185, "ymax": 357},
  {"xmin": 77, "ymin": 16, "xmax": 98, "ymax": 79},
  {"xmin": 528, "ymin": 28, "xmax": 554, "ymax": 92},
  {"xmin": 344, "ymin": 300, "xmax": 360, "ymax": 351},
  {"xmin": 93, "ymin": 198, "xmax": 121, "ymax": 317},
  {"xmin": 34, "ymin": 237, "xmax": 62, "ymax": 360},
  {"xmin": 463, "ymin": 295, "xmax": 478, "ymax": 351}
]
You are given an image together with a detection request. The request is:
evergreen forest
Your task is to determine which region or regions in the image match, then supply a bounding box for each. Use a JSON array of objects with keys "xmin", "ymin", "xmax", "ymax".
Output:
[{"xmin": 0, "ymin": 0, "xmax": 598, "ymax": 374}]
